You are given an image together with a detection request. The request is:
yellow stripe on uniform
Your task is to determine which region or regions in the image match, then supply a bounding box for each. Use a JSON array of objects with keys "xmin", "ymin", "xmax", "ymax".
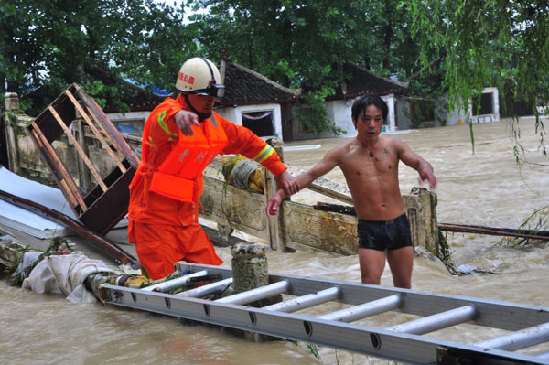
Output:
[
  {"xmin": 253, "ymin": 145, "xmax": 275, "ymax": 164},
  {"xmin": 156, "ymin": 111, "xmax": 171, "ymax": 135}
]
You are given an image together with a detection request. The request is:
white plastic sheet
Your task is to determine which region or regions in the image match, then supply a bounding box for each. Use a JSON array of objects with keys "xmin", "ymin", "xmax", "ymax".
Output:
[
  {"xmin": 0, "ymin": 166, "xmax": 76, "ymax": 238},
  {"xmin": 22, "ymin": 253, "xmax": 118, "ymax": 304}
]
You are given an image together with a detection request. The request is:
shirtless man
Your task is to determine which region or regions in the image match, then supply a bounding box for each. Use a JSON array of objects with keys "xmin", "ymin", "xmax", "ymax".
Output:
[{"xmin": 266, "ymin": 95, "xmax": 436, "ymax": 288}]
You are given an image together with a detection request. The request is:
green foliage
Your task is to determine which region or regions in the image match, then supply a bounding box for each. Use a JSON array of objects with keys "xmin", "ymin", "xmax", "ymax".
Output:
[
  {"xmin": 2, "ymin": 0, "xmax": 198, "ymax": 114},
  {"xmin": 287, "ymin": 339, "xmax": 321, "ymax": 360},
  {"xmin": 501, "ymin": 207, "xmax": 549, "ymax": 247},
  {"xmin": 406, "ymin": 0, "xmax": 549, "ymax": 155},
  {"xmin": 187, "ymin": 0, "xmax": 421, "ymax": 132}
]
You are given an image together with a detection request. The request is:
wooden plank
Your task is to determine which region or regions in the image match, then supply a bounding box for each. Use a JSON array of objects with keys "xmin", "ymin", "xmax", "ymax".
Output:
[
  {"xmin": 439, "ymin": 223, "xmax": 549, "ymax": 241},
  {"xmin": 201, "ymin": 176, "xmax": 438, "ymax": 256},
  {"xmin": 308, "ymin": 183, "xmax": 353, "ymax": 204},
  {"xmin": 263, "ymin": 168, "xmax": 286, "ymax": 251},
  {"xmin": 283, "ymin": 200, "xmax": 358, "ymax": 255},
  {"xmin": 201, "ymin": 177, "xmax": 269, "ymax": 240},
  {"xmin": 29, "ymin": 122, "xmax": 87, "ymax": 210},
  {"xmin": 47, "ymin": 105, "xmax": 108, "ymax": 192},
  {"xmin": 74, "ymin": 84, "xmax": 139, "ymax": 166},
  {"xmin": 200, "ymin": 176, "xmax": 358, "ymax": 254},
  {"xmin": 65, "ymin": 90, "xmax": 126, "ymax": 173}
]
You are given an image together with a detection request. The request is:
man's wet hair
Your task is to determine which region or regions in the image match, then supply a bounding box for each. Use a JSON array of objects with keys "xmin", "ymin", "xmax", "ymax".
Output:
[{"xmin": 351, "ymin": 95, "xmax": 388, "ymax": 124}]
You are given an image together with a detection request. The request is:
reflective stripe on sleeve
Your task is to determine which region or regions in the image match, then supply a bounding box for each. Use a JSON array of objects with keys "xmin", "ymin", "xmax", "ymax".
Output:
[
  {"xmin": 253, "ymin": 145, "xmax": 275, "ymax": 164},
  {"xmin": 157, "ymin": 111, "xmax": 171, "ymax": 135}
]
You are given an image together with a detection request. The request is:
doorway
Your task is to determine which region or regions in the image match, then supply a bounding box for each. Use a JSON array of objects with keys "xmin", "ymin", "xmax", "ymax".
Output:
[{"xmin": 242, "ymin": 111, "xmax": 275, "ymax": 137}]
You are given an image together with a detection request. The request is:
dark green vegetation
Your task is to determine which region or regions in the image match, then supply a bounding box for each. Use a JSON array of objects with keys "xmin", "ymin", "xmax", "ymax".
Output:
[{"xmin": 1, "ymin": 1, "xmax": 547, "ymax": 135}]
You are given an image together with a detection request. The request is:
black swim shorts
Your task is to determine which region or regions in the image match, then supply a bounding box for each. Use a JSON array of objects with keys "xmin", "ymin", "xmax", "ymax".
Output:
[{"xmin": 358, "ymin": 213, "xmax": 413, "ymax": 251}]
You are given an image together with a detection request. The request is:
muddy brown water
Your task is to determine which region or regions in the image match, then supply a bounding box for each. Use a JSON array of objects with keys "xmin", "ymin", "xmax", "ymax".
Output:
[{"xmin": 1, "ymin": 118, "xmax": 548, "ymax": 364}]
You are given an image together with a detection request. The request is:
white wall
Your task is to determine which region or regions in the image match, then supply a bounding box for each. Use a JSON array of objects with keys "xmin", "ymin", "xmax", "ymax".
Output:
[
  {"xmin": 105, "ymin": 111, "xmax": 150, "ymax": 123},
  {"xmin": 469, "ymin": 87, "xmax": 500, "ymax": 123},
  {"xmin": 328, "ymin": 94, "xmax": 397, "ymax": 134},
  {"xmin": 216, "ymin": 103, "xmax": 283, "ymax": 140},
  {"xmin": 326, "ymin": 100, "xmax": 356, "ymax": 136}
]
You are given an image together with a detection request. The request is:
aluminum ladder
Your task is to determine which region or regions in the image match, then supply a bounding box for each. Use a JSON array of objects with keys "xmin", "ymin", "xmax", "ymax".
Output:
[{"xmin": 99, "ymin": 263, "xmax": 549, "ymax": 364}]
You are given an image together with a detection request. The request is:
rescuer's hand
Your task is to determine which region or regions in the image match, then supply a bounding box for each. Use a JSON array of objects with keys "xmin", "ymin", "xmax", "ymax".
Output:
[
  {"xmin": 174, "ymin": 109, "xmax": 200, "ymax": 136},
  {"xmin": 277, "ymin": 170, "xmax": 299, "ymax": 196}
]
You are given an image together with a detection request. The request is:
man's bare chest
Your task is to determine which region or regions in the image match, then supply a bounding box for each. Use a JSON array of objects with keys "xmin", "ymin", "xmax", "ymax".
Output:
[{"xmin": 341, "ymin": 147, "xmax": 398, "ymax": 178}]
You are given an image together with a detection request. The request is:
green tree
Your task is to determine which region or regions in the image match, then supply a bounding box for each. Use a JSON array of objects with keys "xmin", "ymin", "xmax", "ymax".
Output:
[
  {"xmin": 406, "ymin": 0, "xmax": 549, "ymax": 156},
  {"xmin": 1, "ymin": 0, "xmax": 199, "ymax": 114},
  {"xmin": 187, "ymin": 0, "xmax": 421, "ymax": 131}
]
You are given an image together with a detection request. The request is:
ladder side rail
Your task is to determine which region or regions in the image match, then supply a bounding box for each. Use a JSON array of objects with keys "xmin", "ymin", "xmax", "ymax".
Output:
[
  {"xmin": 319, "ymin": 294, "xmax": 402, "ymax": 323},
  {"xmin": 177, "ymin": 263, "xmax": 549, "ymax": 331},
  {"xmin": 100, "ymin": 284, "xmax": 547, "ymax": 365},
  {"xmin": 215, "ymin": 280, "xmax": 290, "ymax": 305},
  {"xmin": 475, "ymin": 322, "xmax": 549, "ymax": 351},
  {"xmin": 388, "ymin": 305, "xmax": 478, "ymax": 335},
  {"xmin": 177, "ymin": 278, "xmax": 233, "ymax": 298},
  {"xmin": 262, "ymin": 287, "xmax": 341, "ymax": 313},
  {"xmin": 141, "ymin": 270, "xmax": 209, "ymax": 292}
]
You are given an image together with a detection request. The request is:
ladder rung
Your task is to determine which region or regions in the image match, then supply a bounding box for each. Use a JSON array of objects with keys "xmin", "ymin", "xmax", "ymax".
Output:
[
  {"xmin": 475, "ymin": 322, "xmax": 549, "ymax": 351},
  {"xmin": 262, "ymin": 287, "xmax": 340, "ymax": 313},
  {"xmin": 320, "ymin": 294, "xmax": 402, "ymax": 322},
  {"xmin": 215, "ymin": 280, "xmax": 290, "ymax": 305},
  {"xmin": 389, "ymin": 305, "xmax": 478, "ymax": 335},
  {"xmin": 177, "ymin": 278, "xmax": 233, "ymax": 298},
  {"xmin": 141, "ymin": 270, "xmax": 209, "ymax": 293}
]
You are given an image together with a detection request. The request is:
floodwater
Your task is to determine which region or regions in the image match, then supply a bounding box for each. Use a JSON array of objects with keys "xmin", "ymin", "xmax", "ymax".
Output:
[{"xmin": 1, "ymin": 117, "xmax": 548, "ymax": 364}]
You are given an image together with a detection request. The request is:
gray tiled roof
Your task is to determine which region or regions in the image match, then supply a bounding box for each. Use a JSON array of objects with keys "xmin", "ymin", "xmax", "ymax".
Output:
[
  {"xmin": 219, "ymin": 60, "xmax": 300, "ymax": 105},
  {"xmin": 338, "ymin": 62, "xmax": 409, "ymax": 97}
]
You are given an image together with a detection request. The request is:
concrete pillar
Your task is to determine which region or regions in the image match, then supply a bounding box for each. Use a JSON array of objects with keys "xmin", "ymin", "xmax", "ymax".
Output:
[
  {"xmin": 229, "ymin": 242, "xmax": 280, "ymax": 342},
  {"xmin": 4, "ymin": 92, "xmax": 20, "ymax": 173},
  {"xmin": 381, "ymin": 93, "xmax": 396, "ymax": 132},
  {"xmin": 5, "ymin": 92, "xmax": 19, "ymax": 112},
  {"xmin": 231, "ymin": 242, "xmax": 269, "ymax": 294}
]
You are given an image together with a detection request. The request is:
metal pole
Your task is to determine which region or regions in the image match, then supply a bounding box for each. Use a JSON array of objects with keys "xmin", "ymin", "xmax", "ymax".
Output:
[
  {"xmin": 388, "ymin": 305, "xmax": 478, "ymax": 335},
  {"xmin": 141, "ymin": 270, "xmax": 209, "ymax": 293},
  {"xmin": 475, "ymin": 322, "xmax": 549, "ymax": 351},
  {"xmin": 215, "ymin": 280, "xmax": 290, "ymax": 305},
  {"xmin": 263, "ymin": 287, "xmax": 341, "ymax": 313},
  {"xmin": 177, "ymin": 278, "xmax": 233, "ymax": 298},
  {"xmin": 320, "ymin": 294, "xmax": 402, "ymax": 323}
]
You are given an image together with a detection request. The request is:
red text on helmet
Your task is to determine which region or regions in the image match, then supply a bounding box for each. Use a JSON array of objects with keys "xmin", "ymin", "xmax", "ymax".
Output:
[{"xmin": 178, "ymin": 72, "xmax": 195, "ymax": 84}]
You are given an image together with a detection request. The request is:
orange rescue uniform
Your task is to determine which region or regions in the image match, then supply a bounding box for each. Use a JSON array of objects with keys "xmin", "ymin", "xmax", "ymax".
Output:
[{"xmin": 128, "ymin": 94, "xmax": 286, "ymax": 280}]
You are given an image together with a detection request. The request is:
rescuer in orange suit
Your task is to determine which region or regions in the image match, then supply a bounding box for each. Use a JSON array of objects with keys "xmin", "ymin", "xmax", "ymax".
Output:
[{"xmin": 127, "ymin": 57, "xmax": 298, "ymax": 280}]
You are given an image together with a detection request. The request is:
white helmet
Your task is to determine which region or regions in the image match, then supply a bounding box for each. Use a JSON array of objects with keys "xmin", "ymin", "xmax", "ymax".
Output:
[{"xmin": 175, "ymin": 57, "xmax": 225, "ymax": 98}]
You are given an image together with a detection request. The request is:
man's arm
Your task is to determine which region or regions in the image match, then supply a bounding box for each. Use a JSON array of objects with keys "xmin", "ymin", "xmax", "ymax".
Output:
[
  {"xmin": 396, "ymin": 139, "xmax": 437, "ymax": 188},
  {"xmin": 219, "ymin": 117, "xmax": 299, "ymax": 195},
  {"xmin": 266, "ymin": 148, "xmax": 340, "ymax": 216}
]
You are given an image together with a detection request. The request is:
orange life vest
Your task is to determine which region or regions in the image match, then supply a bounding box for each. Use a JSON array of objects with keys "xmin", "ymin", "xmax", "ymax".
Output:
[{"xmin": 149, "ymin": 113, "xmax": 228, "ymax": 203}]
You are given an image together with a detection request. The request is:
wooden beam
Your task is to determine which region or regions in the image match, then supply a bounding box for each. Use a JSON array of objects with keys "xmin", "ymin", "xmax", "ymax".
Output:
[
  {"xmin": 65, "ymin": 90, "xmax": 126, "ymax": 173},
  {"xmin": 29, "ymin": 122, "xmax": 87, "ymax": 210},
  {"xmin": 47, "ymin": 105, "xmax": 108, "ymax": 192}
]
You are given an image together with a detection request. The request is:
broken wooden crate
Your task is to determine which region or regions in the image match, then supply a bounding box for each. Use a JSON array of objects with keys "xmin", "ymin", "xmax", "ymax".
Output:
[{"xmin": 26, "ymin": 83, "xmax": 139, "ymax": 234}]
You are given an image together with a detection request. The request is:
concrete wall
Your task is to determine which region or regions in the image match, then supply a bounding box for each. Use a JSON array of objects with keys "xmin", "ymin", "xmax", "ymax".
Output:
[
  {"xmin": 291, "ymin": 94, "xmax": 399, "ymax": 141},
  {"xmin": 396, "ymin": 87, "xmax": 500, "ymax": 129},
  {"xmin": 216, "ymin": 103, "xmax": 283, "ymax": 140}
]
